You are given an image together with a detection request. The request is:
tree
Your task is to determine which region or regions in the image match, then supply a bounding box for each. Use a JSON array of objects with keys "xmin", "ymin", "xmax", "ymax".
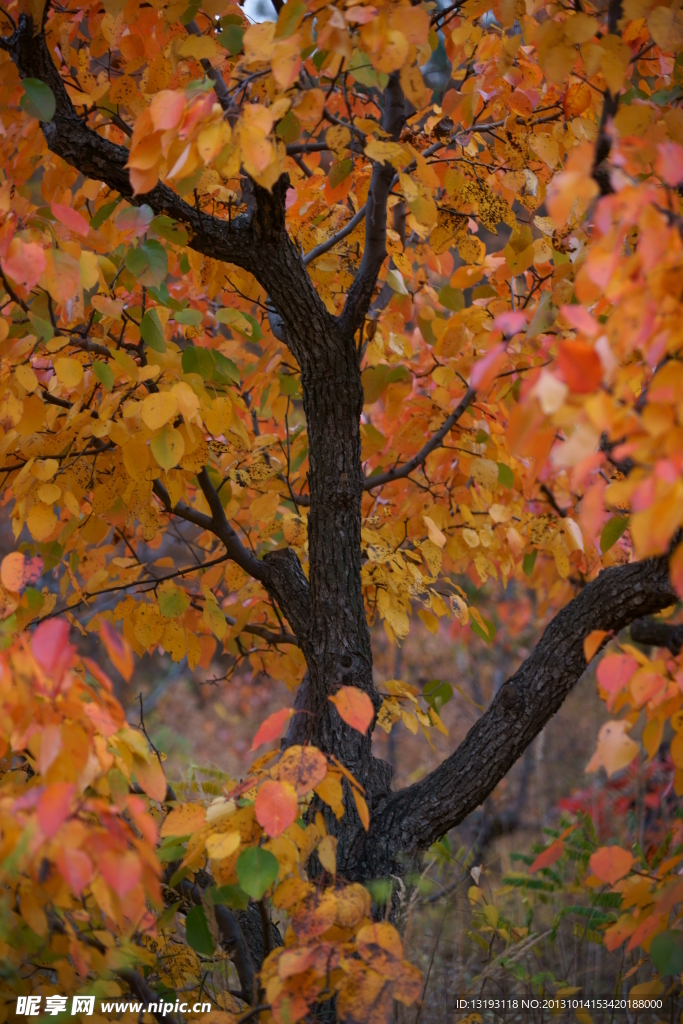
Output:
[{"xmin": 1, "ymin": 0, "xmax": 683, "ymax": 1016}]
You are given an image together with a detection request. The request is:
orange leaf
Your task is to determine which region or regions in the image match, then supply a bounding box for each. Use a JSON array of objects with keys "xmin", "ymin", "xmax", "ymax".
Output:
[
  {"xmin": 255, "ymin": 779, "xmax": 298, "ymax": 838},
  {"xmin": 279, "ymin": 745, "xmax": 328, "ymax": 795},
  {"xmin": 589, "ymin": 846, "xmax": 634, "ymax": 886},
  {"xmin": 670, "ymin": 543, "xmax": 683, "ymax": 599},
  {"xmin": 160, "ymin": 802, "xmax": 207, "ymax": 838},
  {"xmin": 99, "ymin": 619, "xmax": 134, "ymax": 682},
  {"xmin": 133, "ymin": 754, "xmax": 167, "ymax": 802},
  {"xmin": 584, "ymin": 629, "xmax": 608, "ymax": 662},
  {"xmin": 329, "ymin": 686, "xmax": 374, "ymax": 734},
  {"xmin": 250, "ymin": 707, "xmax": 294, "ymax": 751},
  {"xmin": 557, "ymin": 339, "xmax": 603, "ymax": 394},
  {"xmin": 0, "ymin": 551, "xmax": 29, "ymax": 592}
]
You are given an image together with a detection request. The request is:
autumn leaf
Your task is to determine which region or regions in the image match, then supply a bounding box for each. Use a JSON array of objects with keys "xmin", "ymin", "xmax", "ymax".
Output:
[
  {"xmin": 99, "ymin": 620, "xmax": 134, "ymax": 682},
  {"xmin": 250, "ymin": 707, "xmax": 294, "ymax": 751},
  {"xmin": 329, "ymin": 686, "xmax": 375, "ymax": 734},
  {"xmin": 255, "ymin": 779, "xmax": 298, "ymax": 838},
  {"xmin": 589, "ymin": 846, "xmax": 634, "ymax": 886}
]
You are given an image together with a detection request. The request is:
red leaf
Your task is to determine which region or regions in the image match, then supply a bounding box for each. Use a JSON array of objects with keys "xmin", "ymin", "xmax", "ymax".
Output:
[
  {"xmin": 250, "ymin": 707, "xmax": 294, "ymax": 751},
  {"xmin": 328, "ymin": 686, "xmax": 374, "ymax": 734},
  {"xmin": 596, "ymin": 654, "xmax": 638, "ymax": 695},
  {"xmin": 32, "ymin": 619, "xmax": 74, "ymax": 687},
  {"xmin": 530, "ymin": 838, "xmax": 565, "ymax": 872},
  {"xmin": 37, "ymin": 782, "xmax": 75, "ymax": 839},
  {"xmin": 589, "ymin": 846, "xmax": 634, "ymax": 886},
  {"xmin": 255, "ymin": 779, "xmax": 298, "ymax": 838},
  {"xmin": 99, "ymin": 850, "xmax": 142, "ymax": 898},
  {"xmin": 99, "ymin": 619, "xmax": 134, "ymax": 682}
]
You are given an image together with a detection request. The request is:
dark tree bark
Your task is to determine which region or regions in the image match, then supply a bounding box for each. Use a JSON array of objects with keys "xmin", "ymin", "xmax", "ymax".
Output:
[{"xmin": 3, "ymin": 9, "xmax": 678, "ymax": 948}]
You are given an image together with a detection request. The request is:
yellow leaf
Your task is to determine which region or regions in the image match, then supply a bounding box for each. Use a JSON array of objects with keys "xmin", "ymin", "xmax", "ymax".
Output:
[
  {"xmin": 648, "ymin": 5, "xmax": 683, "ymax": 49},
  {"xmin": 423, "ymin": 515, "xmax": 446, "ymax": 548},
  {"xmin": 314, "ymin": 773, "xmax": 345, "ymax": 819},
  {"xmin": 54, "ymin": 357, "xmax": 84, "ymax": 389},
  {"xmin": 141, "ymin": 391, "xmax": 179, "ymax": 431},
  {"xmin": 15, "ymin": 364, "xmax": 38, "ymax": 392},
  {"xmin": 26, "ymin": 504, "xmax": 57, "ymax": 541},
  {"xmin": 206, "ymin": 831, "xmax": 241, "ymax": 860},
  {"xmin": 317, "ymin": 834, "xmax": 337, "ymax": 875},
  {"xmin": 178, "ymin": 35, "xmax": 219, "ymax": 59}
]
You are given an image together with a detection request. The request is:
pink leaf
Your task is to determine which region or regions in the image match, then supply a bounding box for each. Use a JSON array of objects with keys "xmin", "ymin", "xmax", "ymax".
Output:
[
  {"xmin": 32, "ymin": 618, "xmax": 74, "ymax": 686},
  {"xmin": 51, "ymin": 202, "xmax": 89, "ymax": 236},
  {"xmin": 37, "ymin": 782, "xmax": 75, "ymax": 839},
  {"xmin": 55, "ymin": 848, "xmax": 93, "ymax": 896}
]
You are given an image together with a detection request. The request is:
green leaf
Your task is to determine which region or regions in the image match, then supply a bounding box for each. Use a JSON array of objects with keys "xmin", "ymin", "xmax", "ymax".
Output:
[
  {"xmin": 276, "ymin": 110, "xmax": 301, "ymax": 144},
  {"xmin": 90, "ymin": 198, "xmax": 121, "ymax": 230},
  {"xmin": 182, "ymin": 345, "xmax": 214, "ymax": 380},
  {"xmin": 329, "ymin": 158, "xmax": 353, "ymax": 190},
  {"xmin": 185, "ymin": 905, "xmax": 215, "ymax": 956},
  {"xmin": 218, "ymin": 23, "xmax": 244, "ymax": 55},
  {"xmin": 141, "ymin": 309, "xmax": 166, "ymax": 353},
  {"xmin": 236, "ymin": 847, "xmax": 279, "ymax": 900},
  {"xmin": 157, "ymin": 901, "xmax": 183, "ymax": 931},
  {"xmin": 93, "ymin": 360, "xmax": 115, "ymax": 392},
  {"xmin": 212, "ymin": 350, "xmax": 240, "ymax": 384},
  {"xmin": 274, "ymin": 0, "xmax": 305, "ymax": 37},
  {"xmin": 278, "ymin": 372, "xmax": 300, "ymax": 397},
  {"xmin": 651, "ymin": 930, "xmax": 683, "ymax": 976},
  {"xmin": 525, "ymin": 292, "xmax": 557, "ymax": 339},
  {"xmin": 523, "ymin": 549, "xmax": 537, "ymax": 578},
  {"xmin": 174, "ymin": 308, "xmax": 203, "ymax": 326},
  {"xmin": 470, "ymin": 616, "xmax": 495, "ymax": 644},
  {"xmin": 497, "ymin": 462, "xmax": 514, "ymax": 488},
  {"xmin": 438, "ymin": 285, "xmax": 464, "ymax": 312},
  {"xmin": 140, "ymin": 240, "xmax": 168, "ymax": 287},
  {"xmin": 158, "ymin": 584, "xmax": 191, "ymax": 619},
  {"xmin": 150, "ymin": 425, "xmax": 184, "ymax": 470},
  {"xmin": 150, "ymin": 215, "xmax": 188, "ymax": 246},
  {"xmin": 20, "ymin": 79, "xmax": 56, "ymax": 122},
  {"xmin": 210, "ymin": 884, "xmax": 250, "ymax": 910},
  {"xmin": 422, "ymin": 679, "xmax": 453, "ymax": 713},
  {"xmin": 600, "ymin": 515, "xmax": 628, "ymax": 554}
]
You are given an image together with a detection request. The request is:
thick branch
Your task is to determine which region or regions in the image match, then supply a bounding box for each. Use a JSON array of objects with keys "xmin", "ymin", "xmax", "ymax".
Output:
[
  {"xmin": 338, "ymin": 74, "xmax": 406, "ymax": 337},
  {"xmin": 362, "ymin": 555, "xmax": 675, "ymax": 876},
  {"xmin": 631, "ymin": 617, "xmax": 683, "ymax": 655}
]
